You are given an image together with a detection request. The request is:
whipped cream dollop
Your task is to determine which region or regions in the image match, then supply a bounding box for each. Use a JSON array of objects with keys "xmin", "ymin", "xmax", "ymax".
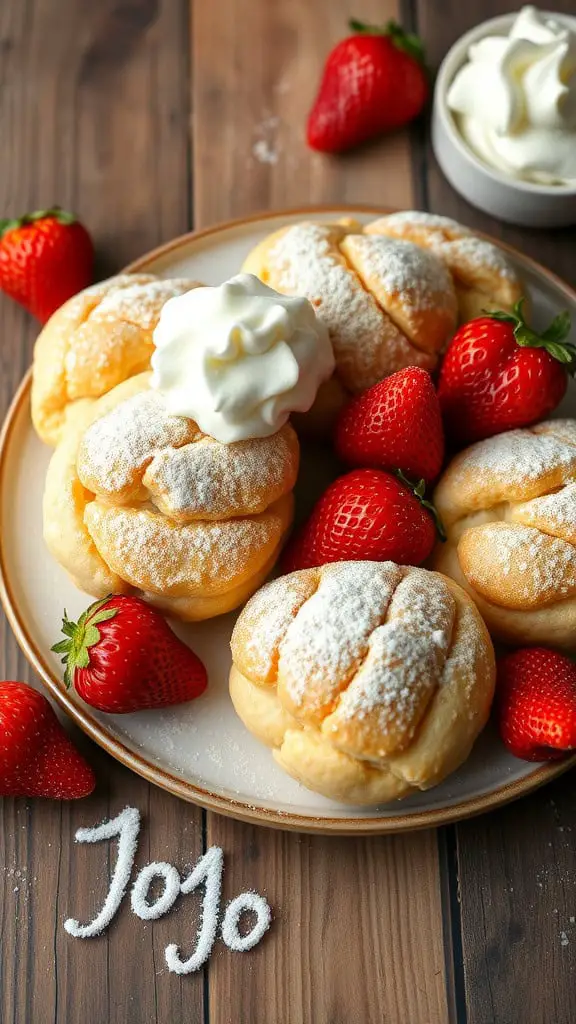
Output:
[
  {"xmin": 151, "ymin": 273, "xmax": 335, "ymax": 443},
  {"xmin": 447, "ymin": 6, "xmax": 576, "ymax": 186}
]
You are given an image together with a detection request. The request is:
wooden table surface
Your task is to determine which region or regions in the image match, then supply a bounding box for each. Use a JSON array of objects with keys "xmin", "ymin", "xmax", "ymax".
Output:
[{"xmin": 1, "ymin": 2, "xmax": 575, "ymax": 1022}]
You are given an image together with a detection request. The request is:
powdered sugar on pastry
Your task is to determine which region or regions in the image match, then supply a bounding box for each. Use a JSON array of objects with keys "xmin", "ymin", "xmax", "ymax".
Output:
[
  {"xmin": 326, "ymin": 572, "xmax": 456, "ymax": 758},
  {"xmin": 143, "ymin": 426, "xmax": 299, "ymax": 521},
  {"xmin": 344, "ymin": 236, "xmax": 454, "ymax": 309},
  {"xmin": 372, "ymin": 211, "xmax": 470, "ymax": 237},
  {"xmin": 449, "ymin": 428, "xmax": 576, "ymax": 498},
  {"xmin": 78, "ymin": 390, "xmax": 199, "ymax": 498},
  {"xmin": 85, "ymin": 499, "xmax": 290, "ymax": 597},
  {"xmin": 268, "ymin": 222, "xmax": 434, "ymax": 392},
  {"xmin": 94, "ymin": 279, "xmax": 195, "ymax": 329},
  {"xmin": 278, "ymin": 561, "xmax": 402, "ymax": 718},
  {"xmin": 459, "ymin": 523, "xmax": 576, "ymax": 607},
  {"xmin": 229, "ymin": 561, "xmax": 495, "ymax": 804},
  {"xmin": 513, "ymin": 483, "xmax": 576, "ymax": 543},
  {"xmin": 78, "ymin": 387, "xmax": 299, "ymax": 520}
]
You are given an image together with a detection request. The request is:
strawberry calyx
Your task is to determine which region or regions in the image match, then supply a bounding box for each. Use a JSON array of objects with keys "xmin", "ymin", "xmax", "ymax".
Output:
[
  {"xmin": 396, "ymin": 470, "xmax": 446, "ymax": 541},
  {"xmin": 52, "ymin": 597, "xmax": 118, "ymax": 689},
  {"xmin": 0, "ymin": 206, "xmax": 76, "ymax": 238},
  {"xmin": 347, "ymin": 17, "xmax": 426, "ymax": 65},
  {"xmin": 486, "ymin": 299, "xmax": 575, "ymax": 369}
]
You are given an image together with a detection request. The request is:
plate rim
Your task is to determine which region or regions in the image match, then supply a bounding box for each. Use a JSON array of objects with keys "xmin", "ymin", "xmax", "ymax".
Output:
[{"xmin": 1, "ymin": 203, "xmax": 575, "ymax": 835}]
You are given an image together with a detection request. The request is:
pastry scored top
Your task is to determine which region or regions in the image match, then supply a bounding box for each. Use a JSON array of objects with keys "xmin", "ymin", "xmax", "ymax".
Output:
[
  {"xmin": 230, "ymin": 560, "xmax": 495, "ymax": 804},
  {"xmin": 366, "ymin": 211, "xmax": 523, "ymax": 322},
  {"xmin": 242, "ymin": 221, "xmax": 458, "ymax": 393}
]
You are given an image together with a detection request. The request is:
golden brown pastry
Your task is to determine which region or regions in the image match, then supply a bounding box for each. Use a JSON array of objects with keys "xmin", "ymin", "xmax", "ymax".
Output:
[
  {"xmin": 230, "ymin": 561, "xmax": 495, "ymax": 805},
  {"xmin": 365, "ymin": 211, "xmax": 523, "ymax": 322},
  {"xmin": 43, "ymin": 373, "xmax": 298, "ymax": 621},
  {"xmin": 242, "ymin": 221, "xmax": 457, "ymax": 394},
  {"xmin": 433, "ymin": 420, "xmax": 576, "ymax": 650},
  {"xmin": 32, "ymin": 273, "xmax": 200, "ymax": 446}
]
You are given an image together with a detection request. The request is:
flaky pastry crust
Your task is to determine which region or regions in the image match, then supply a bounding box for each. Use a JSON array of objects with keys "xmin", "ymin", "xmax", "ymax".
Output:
[{"xmin": 229, "ymin": 561, "xmax": 495, "ymax": 805}]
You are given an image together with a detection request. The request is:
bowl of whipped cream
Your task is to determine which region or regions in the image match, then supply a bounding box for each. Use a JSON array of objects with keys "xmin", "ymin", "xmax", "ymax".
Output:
[{"xmin": 432, "ymin": 5, "xmax": 576, "ymax": 227}]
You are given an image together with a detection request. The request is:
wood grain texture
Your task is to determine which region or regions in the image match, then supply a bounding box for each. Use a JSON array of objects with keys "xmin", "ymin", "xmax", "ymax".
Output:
[
  {"xmin": 0, "ymin": 2, "xmax": 204, "ymax": 1022},
  {"xmin": 193, "ymin": 2, "xmax": 449, "ymax": 1022},
  {"xmin": 416, "ymin": 3, "xmax": 576, "ymax": 1022}
]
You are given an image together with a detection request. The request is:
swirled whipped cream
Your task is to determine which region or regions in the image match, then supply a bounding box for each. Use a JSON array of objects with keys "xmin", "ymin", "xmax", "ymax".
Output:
[
  {"xmin": 151, "ymin": 273, "xmax": 334, "ymax": 443},
  {"xmin": 447, "ymin": 6, "xmax": 576, "ymax": 186}
]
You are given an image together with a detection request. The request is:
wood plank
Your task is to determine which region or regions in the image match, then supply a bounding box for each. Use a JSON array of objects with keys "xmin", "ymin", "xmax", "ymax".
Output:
[
  {"xmin": 193, "ymin": 2, "xmax": 449, "ymax": 1021},
  {"xmin": 0, "ymin": 3, "xmax": 204, "ymax": 1022},
  {"xmin": 417, "ymin": 3, "xmax": 576, "ymax": 1022}
]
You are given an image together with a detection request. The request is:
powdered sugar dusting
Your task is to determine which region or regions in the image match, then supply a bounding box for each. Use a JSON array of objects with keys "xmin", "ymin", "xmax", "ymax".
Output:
[
  {"xmin": 278, "ymin": 562, "xmax": 402, "ymax": 714},
  {"xmin": 85, "ymin": 503, "xmax": 286, "ymax": 596},
  {"xmin": 451, "ymin": 429, "xmax": 576, "ymax": 494},
  {"xmin": 343, "ymin": 234, "xmax": 455, "ymax": 310},
  {"xmin": 93, "ymin": 279, "xmax": 195, "ymax": 329},
  {"xmin": 143, "ymin": 426, "xmax": 297, "ymax": 521},
  {"xmin": 464, "ymin": 523, "xmax": 576, "ymax": 604},
  {"xmin": 329, "ymin": 571, "xmax": 455, "ymax": 753},
  {"xmin": 78, "ymin": 390, "xmax": 198, "ymax": 496},
  {"xmin": 448, "ymin": 235, "xmax": 516, "ymax": 278},
  {"xmin": 232, "ymin": 572, "xmax": 318, "ymax": 684},
  {"xmin": 367, "ymin": 210, "xmax": 518, "ymax": 286},
  {"xmin": 514, "ymin": 483, "xmax": 576, "ymax": 541},
  {"xmin": 374, "ymin": 211, "xmax": 469, "ymax": 235},
  {"xmin": 268, "ymin": 223, "xmax": 428, "ymax": 391}
]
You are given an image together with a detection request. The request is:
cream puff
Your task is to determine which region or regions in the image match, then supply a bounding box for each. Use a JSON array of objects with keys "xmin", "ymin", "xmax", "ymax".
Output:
[
  {"xmin": 230, "ymin": 560, "xmax": 495, "ymax": 805},
  {"xmin": 43, "ymin": 373, "xmax": 299, "ymax": 621},
  {"xmin": 242, "ymin": 220, "xmax": 458, "ymax": 394},
  {"xmin": 433, "ymin": 420, "xmax": 576, "ymax": 650}
]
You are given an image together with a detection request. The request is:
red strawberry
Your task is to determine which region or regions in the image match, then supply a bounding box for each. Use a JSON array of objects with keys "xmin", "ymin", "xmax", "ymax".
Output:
[
  {"xmin": 497, "ymin": 647, "xmax": 576, "ymax": 762},
  {"xmin": 335, "ymin": 367, "xmax": 444, "ymax": 484},
  {"xmin": 307, "ymin": 19, "xmax": 428, "ymax": 153},
  {"xmin": 281, "ymin": 468, "xmax": 443, "ymax": 573},
  {"xmin": 52, "ymin": 596, "xmax": 208, "ymax": 714},
  {"xmin": 0, "ymin": 206, "xmax": 93, "ymax": 323},
  {"xmin": 0, "ymin": 682, "xmax": 95, "ymax": 799},
  {"xmin": 438, "ymin": 301, "xmax": 574, "ymax": 446}
]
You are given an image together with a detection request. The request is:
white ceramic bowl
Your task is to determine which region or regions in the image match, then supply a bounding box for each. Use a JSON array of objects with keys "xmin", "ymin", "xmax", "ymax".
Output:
[{"xmin": 432, "ymin": 12, "xmax": 576, "ymax": 228}]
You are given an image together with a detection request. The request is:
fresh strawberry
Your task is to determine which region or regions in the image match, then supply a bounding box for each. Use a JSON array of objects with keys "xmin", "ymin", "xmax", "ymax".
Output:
[
  {"xmin": 0, "ymin": 206, "xmax": 93, "ymax": 323},
  {"xmin": 281, "ymin": 468, "xmax": 443, "ymax": 573},
  {"xmin": 0, "ymin": 682, "xmax": 95, "ymax": 799},
  {"xmin": 52, "ymin": 596, "xmax": 208, "ymax": 714},
  {"xmin": 438, "ymin": 301, "xmax": 574, "ymax": 446},
  {"xmin": 335, "ymin": 367, "xmax": 444, "ymax": 484},
  {"xmin": 497, "ymin": 647, "xmax": 576, "ymax": 762},
  {"xmin": 306, "ymin": 19, "xmax": 428, "ymax": 153}
]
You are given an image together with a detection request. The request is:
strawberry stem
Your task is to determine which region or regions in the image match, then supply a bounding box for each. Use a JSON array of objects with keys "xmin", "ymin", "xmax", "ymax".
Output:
[
  {"xmin": 52, "ymin": 596, "xmax": 117, "ymax": 689},
  {"xmin": 0, "ymin": 206, "xmax": 76, "ymax": 238},
  {"xmin": 396, "ymin": 470, "xmax": 446, "ymax": 541},
  {"xmin": 347, "ymin": 17, "xmax": 426, "ymax": 64},
  {"xmin": 486, "ymin": 300, "xmax": 575, "ymax": 370}
]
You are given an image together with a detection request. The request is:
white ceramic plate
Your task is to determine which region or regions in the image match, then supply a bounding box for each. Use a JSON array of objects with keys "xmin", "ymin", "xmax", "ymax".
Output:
[{"xmin": 1, "ymin": 206, "xmax": 575, "ymax": 834}]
